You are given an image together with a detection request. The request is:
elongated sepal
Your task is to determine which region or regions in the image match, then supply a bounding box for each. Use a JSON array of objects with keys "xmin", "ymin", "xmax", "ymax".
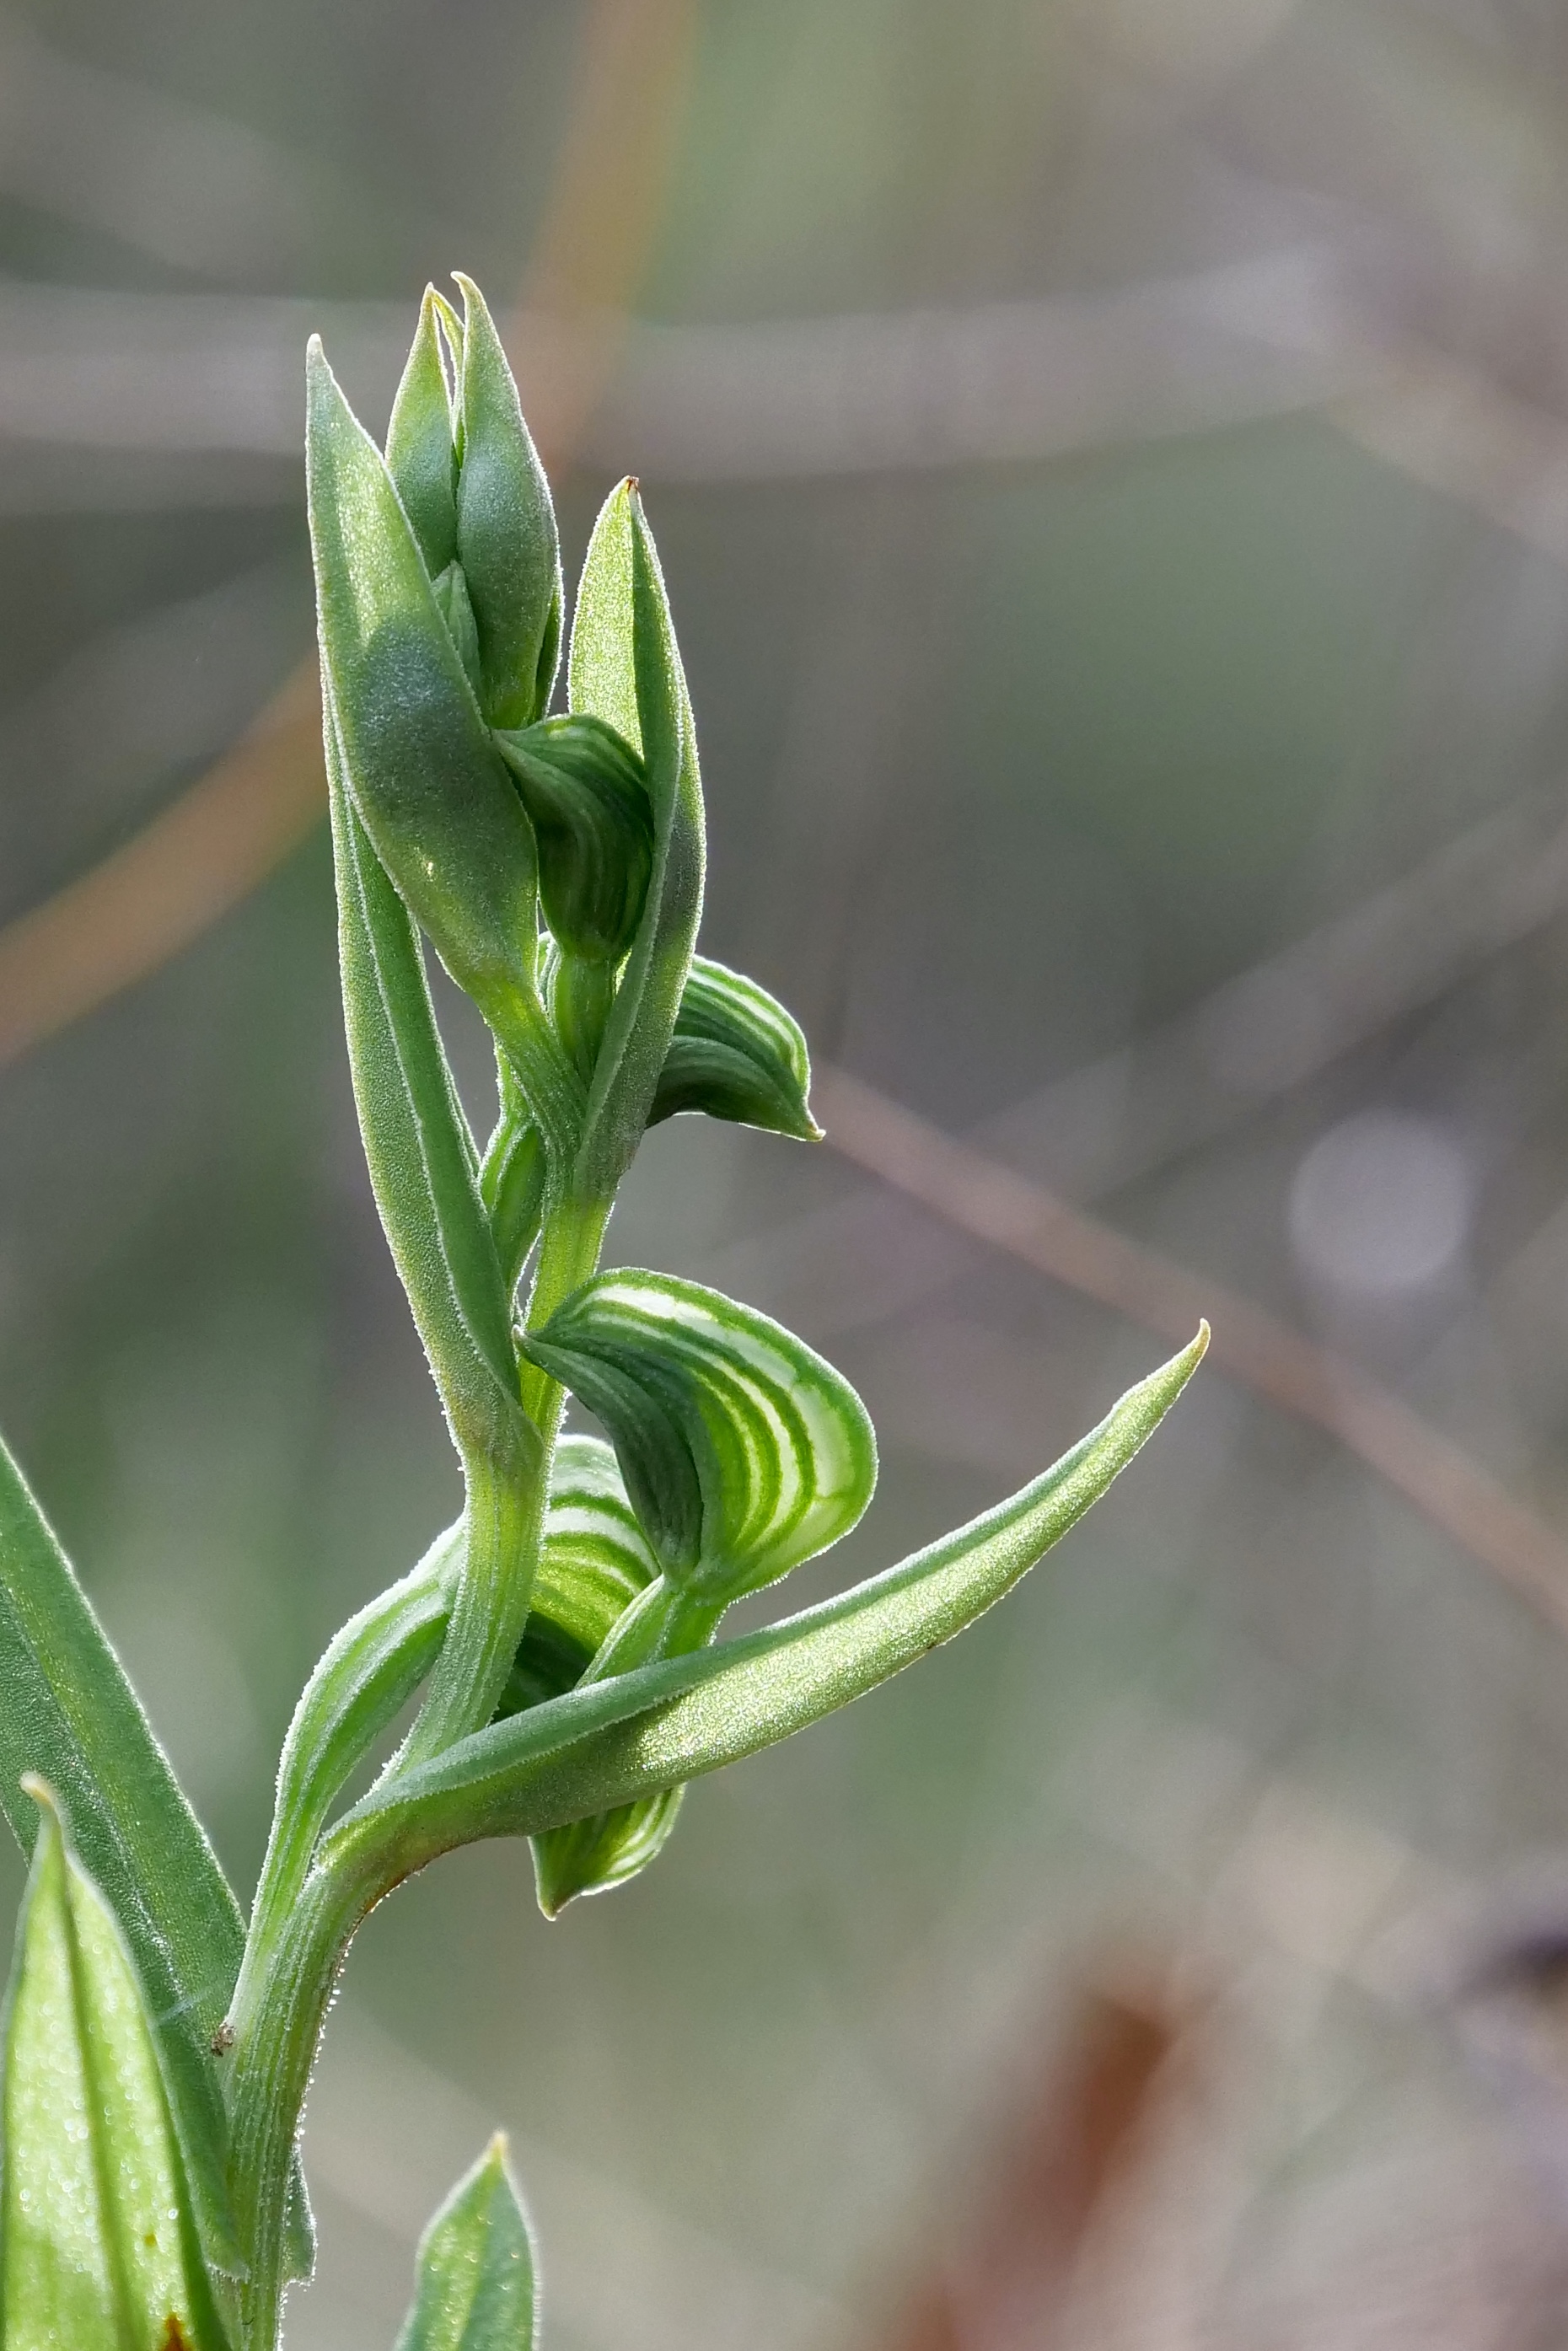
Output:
[
  {"xmin": 395, "ymin": 2136, "xmax": 537, "ymax": 2351},
  {"xmin": 454, "ymin": 274, "xmax": 561, "ymax": 729},
  {"xmin": 567, "ymin": 480, "xmax": 706, "ymax": 1198},
  {"xmin": 330, "ymin": 1329, "xmax": 1207, "ymax": 1871},
  {"xmin": 494, "ymin": 714, "xmax": 653, "ymax": 966},
  {"xmin": 385, "ymin": 286, "xmax": 459, "ymax": 578},
  {"xmin": 326, "ymin": 704, "xmax": 524, "ymax": 1463},
  {"xmin": 522, "ymin": 1270, "xmax": 876, "ymax": 1602},
  {"xmin": 652, "ymin": 956, "xmax": 821, "ymax": 1141},
  {"xmin": 309, "ymin": 339, "xmax": 579, "ymax": 1152},
  {"xmin": 1, "ymin": 1784, "xmax": 234, "ymax": 2350},
  {"xmin": 0, "ymin": 1432, "xmax": 261, "ymax": 2281}
]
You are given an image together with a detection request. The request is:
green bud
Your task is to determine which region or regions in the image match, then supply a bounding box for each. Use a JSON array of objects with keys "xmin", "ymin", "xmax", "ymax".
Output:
[
  {"xmin": 453, "ymin": 273, "xmax": 561, "ymax": 727},
  {"xmin": 384, "ymin": 284, "xmax": 460, "ymax": 578},
  {"xmin": 651, "ymin": 956, "xmax": 821, "ymax": 1140},
  {"xmin": 308, "ymin": 335, "xmax": 583, "ymax": 1159},
  {"xmin": 493, "ymin": 713, "xmax": 653, "ymax": 965}
]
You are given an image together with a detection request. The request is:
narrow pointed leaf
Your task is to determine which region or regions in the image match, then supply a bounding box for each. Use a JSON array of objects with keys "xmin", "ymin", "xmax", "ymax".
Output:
[
  {"xmin": 651, "ymin": 956, "xmax": 821, "ymax": 1141},
  {"xmin": 566, "ymin": 481, "xmax": 706, "ymax": 1200},
  {"xmin": 327, "ymin": 697, "xmax": 526, "ymax": 1467},
  {"xmin": 522, "ymin": 1270, "xmax": 877, "ymax": 1602},
  {"xmin": 309, "ymin": 338, "xmax": 578, "ymax": 1156},
  {"xmin": 385, "ymin": 287, "xmax": 459, "ymax": 577},
  {"xmin": 332, "ymin": 1331, "xmax": 1206, "ymax": 1874},
  {"xmin": 0, "ymin": 1433, "xmax": 253, "ymax": 2279},
  {"xmin": 1, "ymin": 1785, "xmax": 233, "ymax": 2349},
  {"xmin": 395, "ymin": 2136, "xmax": 537, "ymax": 2351},
  {"xmin": 454, "ymin": 274, "xmax": 561, "ymax": 729}
]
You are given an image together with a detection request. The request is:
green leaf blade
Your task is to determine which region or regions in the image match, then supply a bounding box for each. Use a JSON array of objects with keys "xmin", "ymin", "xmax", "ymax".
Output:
[
  {"xmin": 1, "ymin": 1785, "xmax": 233, "ymax": 2351},
  {"xmin": 0, "ymin": 1435, "xmax": 252, "ymax": 2282},
  {"xmin": 394, "ymin": 2136, "xmax": 537, "ymax": 2351},
  {"xmin": 334, "ymin": 1329, "xmax": 1207, "ymax": 1871},
  {"xmin": 327, "ymin": 699, "xmax": 525, "ymax": 1462}
]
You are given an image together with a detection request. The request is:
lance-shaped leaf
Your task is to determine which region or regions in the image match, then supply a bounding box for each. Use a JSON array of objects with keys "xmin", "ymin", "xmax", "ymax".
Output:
[
  {"xmin": 522, "ymin": 1270, "xmax": 877, "ymax": 1604},
  {"xmin": 494, "ymin": 714, "xmax": 653, "ymax": 967},
  {"xmin": 395, "ymin": 2136, "xmax": 537, "ymax": 2351},
  {"xmin": 327, "ymin": 699, "xmax": 524, "ymax": 1468},
  {"xmin": 566, "ymin": 480, "xmax": 706, "ymax": 1200},
  {"xmin": 308, "ymin": 337, "xmax": 580, "ymax": 1160},
  {"xmin": 384, "ymin": 285, "xmax": 460, "ymax": 578},
  {"xmin": 651, "ymin": 957, "xmax": 821, "ymax": 1141},
  {"xmin": 454, "ymin": 274, "xmax": 561, "ymax": 730},
  {"xmin": 0, "ymin": 1431, "xmax": 260, "ymax": 2281},
  {"xmin": 328, "ymin": 1330, "xmax": 1206, "ymax": 1876},
  {"xmin": 1, "ymin": 1783, "xmax": 234, "ymax": 2350}
]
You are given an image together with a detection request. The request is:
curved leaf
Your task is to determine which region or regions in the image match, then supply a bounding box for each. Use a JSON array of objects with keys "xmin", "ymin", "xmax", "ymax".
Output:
[
  {"xmin": 521, "ymin": 1270, "xmax": 877, "ymax": 1603},
  {"xmin": 1, "ymin": 1785, "xmax": 233, "ymax": 2350},
  {"xmin": 395, "ymin": 2136, "xmax": 537, "ymax": 2351},
  {"xmin": 330, "ymin": 1330, "xmax": 1206, "ymax": 1872},
  {"xmin": 566, "ymin": 481, "xmax": 706, "ymax": 1200},
  {"xmin": 651, "ymin": 956, "xmax": 820, "ymax": 1141}
]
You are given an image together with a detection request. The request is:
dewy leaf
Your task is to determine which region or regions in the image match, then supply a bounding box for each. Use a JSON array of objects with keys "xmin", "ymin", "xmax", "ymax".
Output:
[
  {"xmin": 493, "ymin": 714, "xmax": 653, "ymax": 967},
  {"xmin": 453, "ymin": 274, "xmax": 561, "ymax": 730},
  {"xmin": 394, "ymin": 2135, "xmax": 537, "ymax": 2351},
  {"xmin": 384, "ymin": 285, "xmax": 459, "ymax": 579},
  {"xmin": 308, "ymin": 337, "xmax": 581, "ymax": 1161},
  {"xmin": 327, "ymin": 1329, "xmax": 1206, "ymax": 1872},
  {"xmin": 0, "ymin": 1430, "xmax": 253, "ymax": 2281},
  {"xmin": 521, "ymin": 1270, "xmax": 877, "ymax": 1604},
  {"xmin": 327, "ymin": 698, "xmax": 524, "ymax": 1468},
  {"xmin": 566, "ymin": 480, "xmax": 706, "ymax": 1200},
  {"xmin": 1, "ymin": 1782, "xmax": 233, "ymax": 2350},
  {"xmin": 650, "ymin": 957, "xmax": 822, "ymax": 1141}
]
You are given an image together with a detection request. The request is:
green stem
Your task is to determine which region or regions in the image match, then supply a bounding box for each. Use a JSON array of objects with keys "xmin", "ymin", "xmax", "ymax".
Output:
[
  {"xmin": 230, "ymin": 1191, "xmax": 614, "ymax": 2343},
  {"xmin": 399, "ymin": 1428, "xmax": 540, "ymax": 1769}
]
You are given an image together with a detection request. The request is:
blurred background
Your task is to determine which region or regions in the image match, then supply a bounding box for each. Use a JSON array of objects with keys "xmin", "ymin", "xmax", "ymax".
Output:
[{"xmin": 10, "ymin": 0, "xmax": 1568, "ymax": 2343}]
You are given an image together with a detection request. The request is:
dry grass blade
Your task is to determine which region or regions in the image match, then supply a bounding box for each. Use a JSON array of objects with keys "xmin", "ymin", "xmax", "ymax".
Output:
[{"xmin": 814, "ymin": 1065, "xmax": 1568, "ymax": 1638}]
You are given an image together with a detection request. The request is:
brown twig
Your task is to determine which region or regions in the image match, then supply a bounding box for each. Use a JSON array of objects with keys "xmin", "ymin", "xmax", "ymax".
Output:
[
  {"xmin": 877, "ymin": 1969, "xmax": 1188, "ymax": 2351},
  {"xmin": 814, "ymin": 1063, "xmax": 1568, "ymax": 1637}
]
